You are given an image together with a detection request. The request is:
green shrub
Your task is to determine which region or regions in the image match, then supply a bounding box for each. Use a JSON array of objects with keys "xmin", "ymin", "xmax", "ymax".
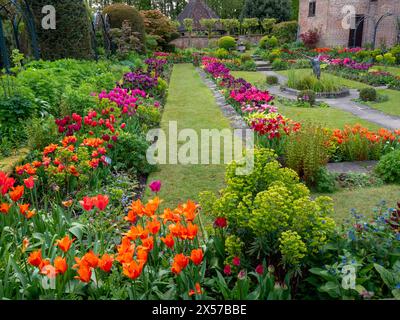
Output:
[
  {"xmin": 259, "ymin": 35, "xmax": 279, "ymax": 49},
  {"xmin": 218, "ymin": 36, "xmax": 236, "ymax": 51},
  {"xmin": 271, "ymin": 58, "xmax": 288, "ymax": 70},
  {"xmin": 297, "ymin": 90, "xmax": 316, "ymax": 106},
  {"xmin": 103, "ymin": 3, "xmax": 146, "ymax": 51},
  {"xmin": 389, "ymin": 45, "xmax": 400, "ymax": 64},
  {"xmin": 375, "ymin": 149, "xmax": 400, "ymax": 183},
  {"xmin": 266, "ymin": 75, "xmax": 279, "ymax": 85},
  {"xmin": 314, "ymin": 168, "xmax": 337, "ymax": 193},
  {"xmin": 240, "ymin": 53, "xmax": 252, "ymax": 63},
  {"xmin": 285, "ymin": 123, "xmax": 330, "ymax": 186},
  {"xmin": 359, "ymin": 87, "xmax": 377, "ymax": 102},
  {"xmin": 215, "ymin": 48, "xmax": 230, "ymax": 59},
  {"xmin": 31, "ymin": 0, "xmax": 93, "ymax": 60},
  {"xmin": 25, "ymin": 116, "xmax": 58, "ymax": 150},
  {"xmin": 201, "ymin": 148, "xmax": 336, "ymax": 271},
  {"xmin": 272, "ymin": 21, "xmax": 298, "ymax": 44}
]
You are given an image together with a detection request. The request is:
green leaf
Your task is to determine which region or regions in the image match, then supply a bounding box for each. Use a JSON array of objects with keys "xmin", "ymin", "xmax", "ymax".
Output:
[
  {"xmin": 319, "ymin": 281, "xmax": 341, "ymax": 298},
  {"xmin": 374, "ymin": 263, "xmax": 396, "ymax": 288},
  {"xmin": 392, "ymin": 289, "xmax": 400, "ymax": 300},
  {"xmin": 69, "ymin": 223, "xmax": 85, "ymax": 242}
]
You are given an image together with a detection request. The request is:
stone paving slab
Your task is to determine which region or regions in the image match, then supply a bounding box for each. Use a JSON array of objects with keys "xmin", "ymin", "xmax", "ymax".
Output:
[{"xmin": 326, "ymin": 161, "xmax": 378, "ymax": 174}]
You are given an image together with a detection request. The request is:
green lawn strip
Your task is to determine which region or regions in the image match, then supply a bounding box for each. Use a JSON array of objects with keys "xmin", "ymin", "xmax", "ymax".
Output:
[
  {"xmin": 314, "ymin": 185, "xmax": 400, "ymax": 223},
  {"xmin": 363, "ymin": 88, "xmax": 400, "ymax": 117},
  {"xmin": 144, "ymin": 64, "xmax": 232, "ymax": 209},
  {"xmin": 373, "ymin": 65, "xmax": 400, "ymax": 77},
  {"xmin": 232, "ymin": 71, "xmax": 380, "ymax": 130}
]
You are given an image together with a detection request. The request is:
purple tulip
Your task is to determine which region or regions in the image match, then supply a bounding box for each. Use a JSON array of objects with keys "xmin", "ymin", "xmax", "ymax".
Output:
[{"xmin": 149, "ymin": 180, "xmax": 162, "ymax": 193}]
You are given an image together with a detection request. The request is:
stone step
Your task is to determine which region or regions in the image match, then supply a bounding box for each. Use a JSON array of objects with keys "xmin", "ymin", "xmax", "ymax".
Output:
[{"xmin": 257, "ymin": 66, "xmax": 273, "ymax": 71}]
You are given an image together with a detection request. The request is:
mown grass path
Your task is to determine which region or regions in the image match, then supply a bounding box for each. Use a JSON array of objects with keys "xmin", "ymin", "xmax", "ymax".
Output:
[{"xmin": 144, "ymin": 64, "xmax": 232, "ymax": 208}]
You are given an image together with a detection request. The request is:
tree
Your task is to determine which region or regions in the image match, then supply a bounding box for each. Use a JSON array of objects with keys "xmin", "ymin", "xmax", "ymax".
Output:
[
  {"xmin": 200, "ymin": 18, "xmax": 218, "ymax": 39},
  {"xmin": 206, "ymin": 0, "xmax": 244, "ymax": 19},
  {"xmin": 220, "ymin": 19, "xmax": 240, "ymax": 35},
  {"xmin": 141, "ymin": 10, "xmax": 179, "ymax": 50},
  {"xmin": 241, "ymin": 0, "xmax": 292, "ymax": 22},
  {"xmin": 261, "ymin": 18, "xmax": 276, "ymax": 35},
  {"xmin": 183, "ymin": 18, "xmax": 193, "ymax": 47},
  {"xmin": 242, "ymin": 18, "xmax": 259, "ymax": 35}
]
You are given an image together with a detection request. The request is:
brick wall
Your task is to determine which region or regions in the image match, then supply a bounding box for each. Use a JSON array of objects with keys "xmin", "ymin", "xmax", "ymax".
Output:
[{"xmin": 299, "ymin": 0, "xmax": 399, "ymax": 47}]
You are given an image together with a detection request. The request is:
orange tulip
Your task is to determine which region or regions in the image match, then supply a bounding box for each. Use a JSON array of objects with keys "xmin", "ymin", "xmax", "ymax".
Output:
[
  {"xmin": 27, "ymin": 250, "xmax": 42, "ymax": 267},
  {"xmin": 136, "ymin": 246, "xmax": 149, "ymax": 263},
  {"xmin": 186, "ymin": 222, "xmax": 199, "ymax": 240},
  {"xmin": 171, "ymin": 254, "xmax": 189, "ymax": 274},
  {"xmin": 24, "ymin": 210, "xmax": 36, "ymax": 219},
  {"xmin": 19, "ymin": 203, "xmax": 30, "ymax": 215},
  {"xmin": 146, "ymin": 218, "xmax": 161, "ymax": 235},
  {"xmin": 98, "ymin": 254, "xmax": 114, "ymax": 273},
  {"xmin": 190, "ymin": 248, "xmax": 204, "ymax": 266},
  {"xmin": 122, "ymin": 260, "xmax": 145, "ymax": 280},
  {"xmin": 141, "ymin": 237, "xmax": 154, "ymax": 251},
  {"xmin": 9, "ymin": 185, "xmax": 24, "ymax": 202},
  {"xmin": 127, "ymin": 199, "xmax": 145, "ymax": 219},
  {"xmin": 54, "ymin": 256, "xmax": 68, "ymax": 274},
  {"xmin": 161, "ymin": 234, "xmax": 175, "ymax": 249},
  {"xmin": 189, "ymin": 283, "xmax": 202, "ymax": 296},
  {"xmin": 55, "ymin": 235, "xmax": 74, "ymax": 253},
  {"xmin": 82, "ymin": 251, "xmax": 99, "ymax": 268},
  {"xmin": 0, "ymin": 202, "xmax": 11, "ymax": 214},
  {"xmin": 75, "ymin": 265, "xmax": 92, "ymax": 283},
  {"xmin": 143, "ymin": 197, "xmax": 161, "ymax": 217},
  {"xmin": 124, "ymin": 225, "xmax": 149, "ymax": 241}
]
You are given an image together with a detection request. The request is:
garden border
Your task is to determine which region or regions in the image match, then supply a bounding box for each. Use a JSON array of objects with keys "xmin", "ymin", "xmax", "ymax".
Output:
[{"xmin": 280, "ymin": 86, "xmax": 350, "ymax": 99}]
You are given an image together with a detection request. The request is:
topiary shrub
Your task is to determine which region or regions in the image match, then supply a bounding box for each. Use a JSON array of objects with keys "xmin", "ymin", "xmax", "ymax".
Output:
[
  {"xmin": 259, "ymin": 35, "xmax": 279, "ymax": 49},
  {"xmin": 359, "ymin": 87, "xmax": 377, "ymax": 102},
  {"xmin": 31, "ymin": 0, "xmax": 93, "ymax": 60},
  {"xmin": 266, "ymin": 75, "xmax": 279, "ymax": 85},
  {"xmin": 218, "ymin": 36, "xmax": 236, "ymax": 51},
  {"xmin": 375, "ymin": 149, "xmax": 400, "ymax": 184},
  {"xmin": 103, "ymin": 3, "xmax": 145, "ymax": 51}
]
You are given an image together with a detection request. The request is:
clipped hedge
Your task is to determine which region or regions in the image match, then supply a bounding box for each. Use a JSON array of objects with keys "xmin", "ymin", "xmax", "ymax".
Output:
[
  {"xmin": 272, "ymin": 20, "xmax": 298, "ymax": 44},
  {"xmin": 31, "ymin": 0, "xmax": 93, "ymax": 60}
]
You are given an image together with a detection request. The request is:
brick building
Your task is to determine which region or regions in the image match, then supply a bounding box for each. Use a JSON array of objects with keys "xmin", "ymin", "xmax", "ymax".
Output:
[{"xmin": 299, "ymin": 0, "xmax": 400, "ymax": 48}]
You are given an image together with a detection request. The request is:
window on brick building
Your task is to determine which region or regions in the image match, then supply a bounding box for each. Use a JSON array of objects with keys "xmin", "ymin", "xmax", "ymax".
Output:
[{"xmin": 308, "ymin": 1, "xmax": 316, "ymax": 17}]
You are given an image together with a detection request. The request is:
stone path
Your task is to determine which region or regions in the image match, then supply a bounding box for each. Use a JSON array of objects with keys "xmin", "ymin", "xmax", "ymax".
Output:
[
  {"xmin": 326, "ymin": 161, "xmax": 378, "ymax": 174},
  {"xmin": 260, "ymin": 70, "xmax": 400, "ymax": 130}
]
